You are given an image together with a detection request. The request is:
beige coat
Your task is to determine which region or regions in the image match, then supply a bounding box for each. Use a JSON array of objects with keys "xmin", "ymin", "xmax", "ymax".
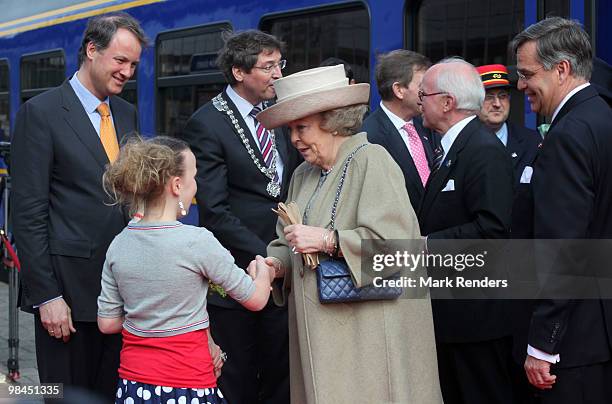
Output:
[{"xmin": 268, "ymin": 133, "xmax": 443, "ymax": 404}]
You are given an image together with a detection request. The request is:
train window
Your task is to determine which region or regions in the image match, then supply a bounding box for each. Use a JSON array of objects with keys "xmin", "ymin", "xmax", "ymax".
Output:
[
  {"xmin": 408, "ymin": 0, "xmax": 525, "ymax": 124},
  {"xmin": 584, "ymin": 0, "xmax": 594, "ymax": 45},
  {"xmin": 156, "ymin": 23, "xmax": 230, "ymax": 136},
  {"xmin": 538, "ymin": 0, "xmax": 570, "ymax": 19},
  {"xmin": 411, "ymin": 0, "xmax": 524, "ymax": 66},
  {"xmin": 538, "ymin": 0, "xmax": 594, "ymax": 50},
  {"xmin": 20, "ymin": 50, "xmax": 65, "ymax": 102},
  {"xmin": 260, "ymin": 3, "xmax": 370, "ymax": 83},
  {"xmin": 0, "ymin": 60, "xmax": 9, "ymax": 141},
  {"xmin": 0, "ymin": 61, "xmax": 7, "ymax": 93}
]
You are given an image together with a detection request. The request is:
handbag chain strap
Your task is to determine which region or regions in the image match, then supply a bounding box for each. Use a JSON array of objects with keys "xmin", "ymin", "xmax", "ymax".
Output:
[{"xmin": 329, "ymin": 143, "xmax": 368, "ymax": 229}]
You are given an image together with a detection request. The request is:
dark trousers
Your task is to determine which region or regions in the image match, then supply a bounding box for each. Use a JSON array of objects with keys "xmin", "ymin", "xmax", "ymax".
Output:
[
  {"xmin": 208, "ymin": 301, "xmax": 289, "ymax": 404},
  {"xmin": 436, "ymin": 336, "xmax": 519, "ymax": 404},
  {"xmin": 535, "ymin": 360, "xmax": 612, "ymax": 404},
  {"xmin": 34, "ymin": 314, "xmax": 121, "ymax": 402}
]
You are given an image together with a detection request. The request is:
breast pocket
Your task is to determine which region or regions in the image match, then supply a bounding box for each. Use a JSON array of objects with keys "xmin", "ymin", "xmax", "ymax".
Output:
[
  {"xmin": 441, "ymin": 179, "xmax": 455, "ymax": 192},
  {"xmin": 435, "ymin": 185, "xmax": 462, "ymax": 208}
]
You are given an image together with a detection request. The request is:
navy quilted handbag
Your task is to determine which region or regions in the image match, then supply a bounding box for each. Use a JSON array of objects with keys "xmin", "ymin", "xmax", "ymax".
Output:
[
  {"xmin": 315, "ymin": 144, "xmax": 402, "ymax": 304},
  {"xmin": 316, "ymin": 259, "xmax": 402, "ymax": 304}
]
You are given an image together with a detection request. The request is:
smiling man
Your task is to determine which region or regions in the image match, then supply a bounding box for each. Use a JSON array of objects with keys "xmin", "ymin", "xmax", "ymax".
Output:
[
  {"xmin": 180, "ymin": 30, "xmax": 300, "ymax": 404},
  {"xmin": 512, "ymin": 17, "xmax": 612, "ymax": 404},
  {"xmin": 476, "ymin": 64, "xmax": 542, "ymax": 404},
  {"xmin": 11, "ymin": 12, "xmax": 146, "ymax": 400}
]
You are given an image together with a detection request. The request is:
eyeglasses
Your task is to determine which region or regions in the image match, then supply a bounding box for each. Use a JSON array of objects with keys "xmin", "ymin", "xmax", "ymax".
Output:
[
  {"xmin": 484, "ymin": 92, "xmax": 510, "ymax": 102},
  {"xmin": 516, "ymin": 65, "xmax": 545, "ymax": 81},
  {"xmin": 253, "ymin": 59, "xmax": 287, "ymax": 74},
  {"xmin": 418, "ymin": 90, "xmax": 448, "ymax": 102}
]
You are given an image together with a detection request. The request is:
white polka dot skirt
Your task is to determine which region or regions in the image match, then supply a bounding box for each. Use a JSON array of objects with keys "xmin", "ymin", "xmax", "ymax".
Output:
[{"xmin": 116, "ymin": 379, "xmax": 227, "ymax": 404}]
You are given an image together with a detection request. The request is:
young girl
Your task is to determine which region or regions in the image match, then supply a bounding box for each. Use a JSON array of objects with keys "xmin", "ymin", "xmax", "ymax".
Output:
[{"xmin": 97, "ymin": 136, "xmax": 275, "ymax": 404}]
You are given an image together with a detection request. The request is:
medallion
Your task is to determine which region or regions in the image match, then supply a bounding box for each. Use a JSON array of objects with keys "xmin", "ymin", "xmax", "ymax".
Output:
[{"xmin": 213, "ymin": 93, "xmax": 281, "ymax": 197}]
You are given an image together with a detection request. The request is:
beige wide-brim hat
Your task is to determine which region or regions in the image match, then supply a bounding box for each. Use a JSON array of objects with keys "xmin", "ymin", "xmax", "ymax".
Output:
[{"xmin": 256, "ymin": 64, "xmax": 370, "ymax": 129}]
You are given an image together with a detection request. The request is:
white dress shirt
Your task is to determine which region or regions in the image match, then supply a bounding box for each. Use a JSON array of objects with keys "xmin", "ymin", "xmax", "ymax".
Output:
[{"xmin": 440, "ymin": 115, "xmax": 477, "ymax": 163}]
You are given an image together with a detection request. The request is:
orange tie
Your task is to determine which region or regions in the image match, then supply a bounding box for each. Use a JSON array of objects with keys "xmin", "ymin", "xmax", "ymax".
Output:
[{"xmin": 97, "ymin": 103, "xmax": 119, "ymax": 162}]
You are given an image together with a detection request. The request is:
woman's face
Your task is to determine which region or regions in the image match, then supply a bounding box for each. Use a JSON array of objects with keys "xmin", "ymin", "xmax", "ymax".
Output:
[
  {"xmin": 178, "ymin": 150, "xmax": 197, "ymax": 216},
  {"xmin": 288, "ymin": 113, "xmax": 334, "ymax": 168}
]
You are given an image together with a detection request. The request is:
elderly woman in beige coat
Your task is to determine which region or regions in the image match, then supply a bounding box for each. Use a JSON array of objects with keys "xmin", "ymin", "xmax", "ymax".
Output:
[{"xmin": 257, "ymin": 65, "xmax": 443, "ymax": 404}]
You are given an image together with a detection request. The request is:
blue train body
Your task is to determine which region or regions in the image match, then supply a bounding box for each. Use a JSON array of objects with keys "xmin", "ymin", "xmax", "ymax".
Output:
[{"xmin": 0, "ymin": 0, "xmax": 608, "ymax": 224}]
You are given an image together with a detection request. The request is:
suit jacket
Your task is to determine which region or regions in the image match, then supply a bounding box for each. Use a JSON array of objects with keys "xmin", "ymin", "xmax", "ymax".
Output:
[
  {"xmin": 418, "ymin": 117, "xmax": 514, "ymax": 342},
  {"xmin": 502, "ymin": 122, "xmax": 542, "ymax": 363},
  {"xmin": 11, "ymin": 80, "xmax": 137, "ymax": 321},
  {"xmin": 529, "ymin": 85, "xmax": 612, "ymax": 368},
  {"xmin": 179, "ymin": 89, "xmax": 301, "ymax": 308},
  {"xmin": 362, "ymin": 108, "xmax": 438, "ymax": 211},
  {"xmin": 506, "ymin": 122, "xmax": 541, "ymax": 238}
]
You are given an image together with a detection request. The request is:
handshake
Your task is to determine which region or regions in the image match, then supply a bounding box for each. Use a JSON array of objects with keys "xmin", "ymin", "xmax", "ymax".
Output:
[{"xmin": 246, "ymin": 255, "xmax": 283, "ymax": 287}]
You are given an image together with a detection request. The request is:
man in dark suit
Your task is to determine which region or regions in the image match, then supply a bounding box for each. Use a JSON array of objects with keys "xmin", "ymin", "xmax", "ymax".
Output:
[
  {"xmin": 11, "ymin": 13, "xmax": 146, "ymax": 399},
  {"xmin": 180, "ymin": 30, "xmax": 300, "ymax": 404},
  {"xmin": 513, "ymin": 17, "xmax": 612, "ymax": 403},
  {"xmin": 361, "ymin": 50, "xmax": 437, "ymax": 211},
  {"xmin": 476, "ymin": 64, "xmax": 541, "ymax": 237},
  {"xmin": 477, "ymin": 63, "xmax": 543, "ymax": 403},
  {"xmin": 417, "ymin": 58, "xmax": 515, "ymax": 404}
]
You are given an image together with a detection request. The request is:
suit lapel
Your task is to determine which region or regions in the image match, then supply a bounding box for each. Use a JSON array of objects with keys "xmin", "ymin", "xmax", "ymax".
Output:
[
  {"xmin": 506, "ymin": 123, "xmax": 524, "ymax": 171},
  {"xmin": 221, "ymin": 91, "xmax": 269, "ymax": 170},
  {"xmin": 109, "ymin": 96, "xmax": 134, "ymax": 145},
  {"xmin": 274, "ymin": 126, "xmax": 294, "ymax": 186},
  {"xmin": 420, "ymin": 157, "xmax": 455, "ymax": 219},
  {"xmin": 376, "ymin": 110, "xmax": 424, "ymax": 191},
  {"xmin": 60, "ymin": 81, "xmax": 109, "ymax": 169},
  {"xmin": 420, "ymin": 119, "xmax": 477, "ymax": 219},
  {"xmin": 263, "ymin": 98, "xmax": 294, "ymax": 186},
  {"xmin": 549, "ymin": 85, "xmax": 599, "ymax": 133}
]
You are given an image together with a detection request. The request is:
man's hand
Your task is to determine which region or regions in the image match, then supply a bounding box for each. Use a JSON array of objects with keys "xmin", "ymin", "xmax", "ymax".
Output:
[
  {"xmin": 207, "ymin": 329, "xmax": 224, "ymax": 378},
  {"xmin": 39, "ymin": 298, "xmax": 76, "ymax": 343},
  {"xmin": 524, "ymin": 354, "xmax": 557, "ymax": 389}
]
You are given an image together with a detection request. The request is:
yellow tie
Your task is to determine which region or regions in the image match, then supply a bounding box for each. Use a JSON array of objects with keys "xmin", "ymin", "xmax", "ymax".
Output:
[{"xmin": 97, "ymin": 103, "xmax": 119, "ymax": 162}]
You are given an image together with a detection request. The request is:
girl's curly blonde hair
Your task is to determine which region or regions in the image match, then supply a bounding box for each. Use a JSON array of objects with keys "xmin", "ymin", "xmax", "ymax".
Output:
[{"xmin": 103, "ymin": 135, "xmax": 189, "ymax": 215}]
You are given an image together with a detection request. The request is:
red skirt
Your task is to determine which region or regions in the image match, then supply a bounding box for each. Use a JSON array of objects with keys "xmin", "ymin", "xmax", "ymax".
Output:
[{"xmin": 118, "ymin": 328, "xmax": 217, "ymax": 388}]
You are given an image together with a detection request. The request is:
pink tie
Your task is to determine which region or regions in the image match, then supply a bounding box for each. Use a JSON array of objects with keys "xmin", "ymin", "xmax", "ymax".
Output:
[{"xmin": 403, "ymin": 122, "xmax": 430, "ymax": 186}]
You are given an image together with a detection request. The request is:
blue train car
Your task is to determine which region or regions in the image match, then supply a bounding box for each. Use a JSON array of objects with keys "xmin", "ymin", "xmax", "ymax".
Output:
[{"xmin": 0, "ymin": 0, "xmax": 609, "ymax": 221}]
